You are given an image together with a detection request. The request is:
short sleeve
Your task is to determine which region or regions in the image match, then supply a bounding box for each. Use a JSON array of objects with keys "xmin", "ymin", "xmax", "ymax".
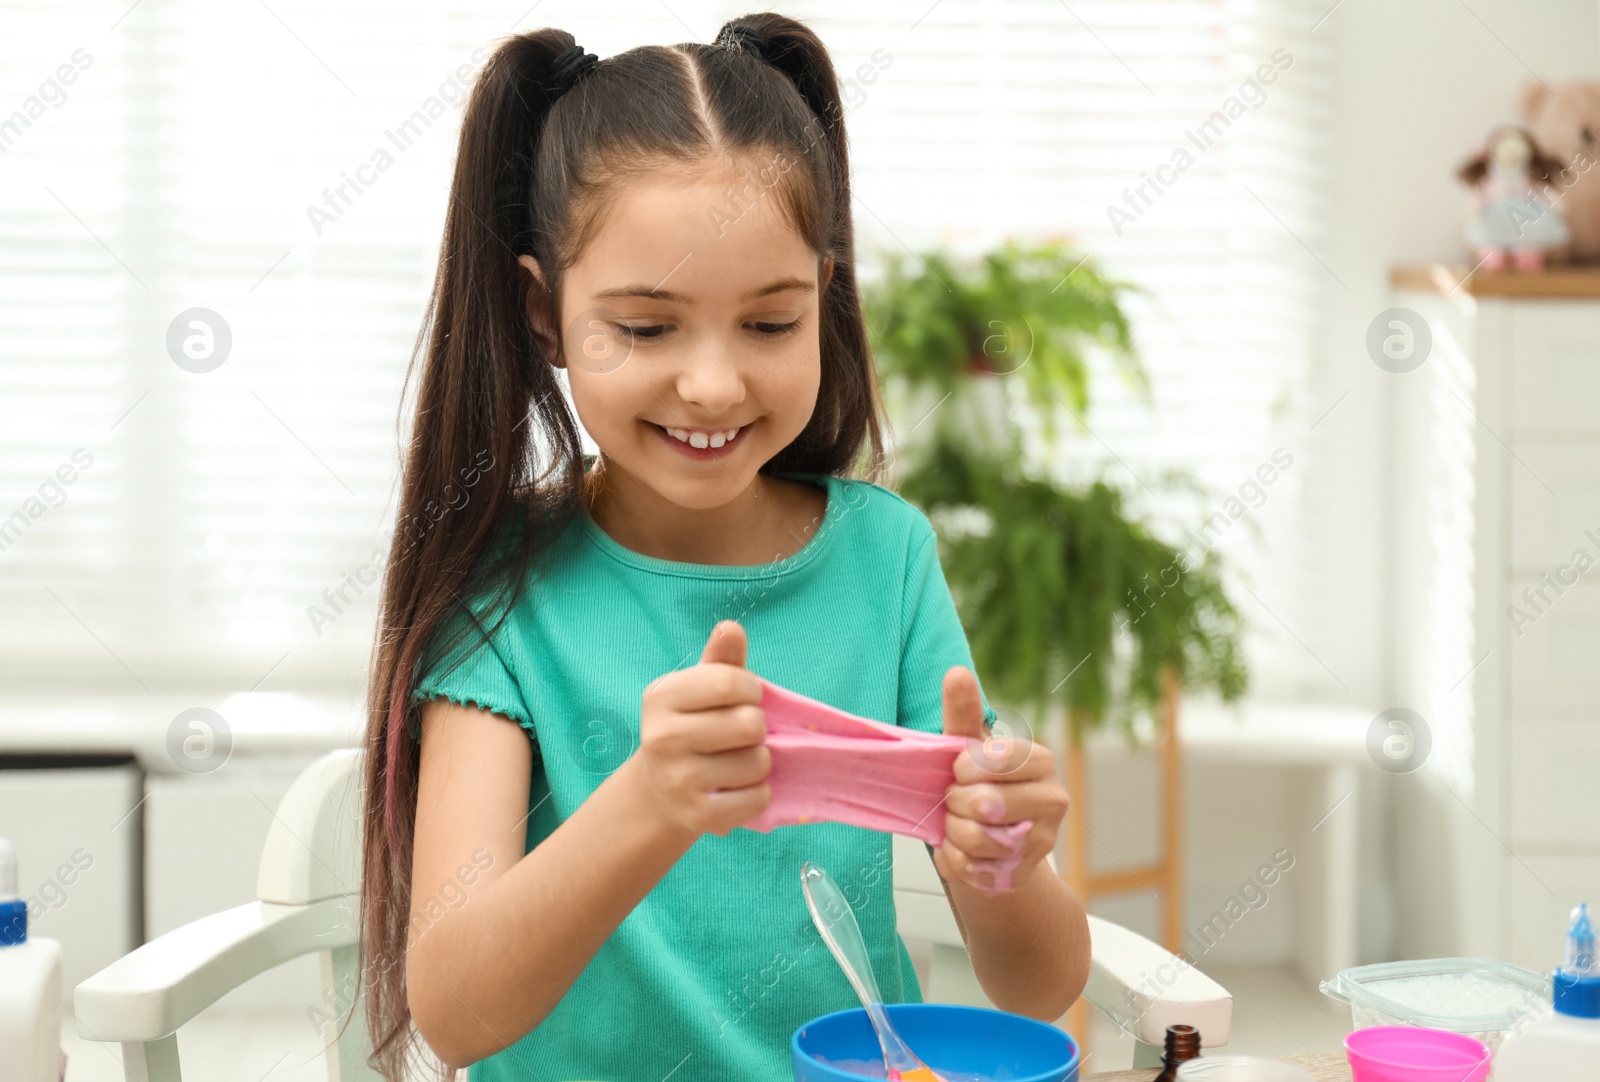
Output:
[
  {"xmin": 410, "ymin": 598, "xmax": 533, "ymax": 736},
  {"xmin": 896, "ymin": 520, "xmax": 1000, "ymax": 735}
]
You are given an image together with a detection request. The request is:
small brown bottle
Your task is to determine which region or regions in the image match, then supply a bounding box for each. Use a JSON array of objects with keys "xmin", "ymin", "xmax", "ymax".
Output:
[{"xmin": 1152, "ymin": 1023, "xmax": 1201, "ymax": 1082}]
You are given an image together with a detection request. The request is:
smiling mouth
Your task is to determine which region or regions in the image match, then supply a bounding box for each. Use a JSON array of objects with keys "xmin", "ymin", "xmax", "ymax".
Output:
[{"xmin": 648, "ymin": 420, "xmax": 751, "ymax": 457}]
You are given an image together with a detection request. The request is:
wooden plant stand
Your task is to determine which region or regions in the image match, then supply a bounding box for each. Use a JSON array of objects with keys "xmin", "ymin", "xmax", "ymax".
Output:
[{"xmin": 1060, "ymin": 669, "xmax": 1184, "ymax": 1059}]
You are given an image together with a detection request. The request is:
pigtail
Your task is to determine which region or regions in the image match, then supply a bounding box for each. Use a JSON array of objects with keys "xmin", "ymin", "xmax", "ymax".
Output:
[
  {"xmin": 717, "ymin": 15, "xmax": 853, "ymax": 217},
  {"xmin": 359, "ymin": 28, "xmax": 587, "ymax": 1082},
  {"xmin": 715, "ymin": 14, "xmax": 891, "ymax": 484}
]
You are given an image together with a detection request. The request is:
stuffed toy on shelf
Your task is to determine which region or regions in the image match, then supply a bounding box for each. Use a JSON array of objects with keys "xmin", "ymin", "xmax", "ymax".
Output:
[
  {"xmin": 1521, "ymin": 81, "xmax": 1600, "ymax": 263},
  {"xmin": 1456, "ymin": 124, "xmax": 1569, "ymax": 271}
]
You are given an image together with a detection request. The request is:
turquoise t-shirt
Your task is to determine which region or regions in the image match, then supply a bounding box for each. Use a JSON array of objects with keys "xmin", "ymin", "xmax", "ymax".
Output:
[{"xmin": 411, "ymin": 469, "xmax": 998, "ymax": 1082}]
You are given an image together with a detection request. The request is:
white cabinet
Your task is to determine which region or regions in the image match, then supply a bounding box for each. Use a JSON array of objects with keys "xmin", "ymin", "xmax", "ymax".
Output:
[
  {"xmin": 1507, "ymin": 306, "xmax": 1600, "ymax": 437},
  {"xmin": 1509, "ymin": 719, "xmax": 1600, "ymax": 847},
  {"xmin": 1393, "ymin": 273, "xmax": 1600, "ymax": 970},
  {"xmin": 0, "ymin": 762, "xmax": 141, "ymax": 995}
]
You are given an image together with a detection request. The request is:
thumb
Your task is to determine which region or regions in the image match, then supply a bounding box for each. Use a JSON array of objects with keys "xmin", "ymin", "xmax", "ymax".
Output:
[
  {"xmin": 940, "ymin": 665, "xmax": 989, "ymax": 740},
  {"xmin": 700, "ymin": 619, "xmax": 748, "ymax": 669}
]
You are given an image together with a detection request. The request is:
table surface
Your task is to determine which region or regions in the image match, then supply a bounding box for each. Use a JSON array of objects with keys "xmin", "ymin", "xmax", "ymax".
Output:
[{"xmin": 1085, "ymin": 1052, "xmax": 1351, "ymax": 1080}]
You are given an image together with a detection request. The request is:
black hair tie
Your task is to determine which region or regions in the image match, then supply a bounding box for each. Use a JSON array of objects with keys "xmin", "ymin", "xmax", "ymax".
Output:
[
  {"xmin": 548, "ymin": 43, "xmax": 599, "ymax": 94},
  {"xmin": 716, "ymin": 24, "xmax": 769, "ymax": 62}
]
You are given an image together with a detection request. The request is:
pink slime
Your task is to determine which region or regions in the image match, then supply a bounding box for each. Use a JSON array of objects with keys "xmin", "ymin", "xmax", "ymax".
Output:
[{"xmin": 972, "ymin": 820, "xmax": 1031, "ymax": 891}]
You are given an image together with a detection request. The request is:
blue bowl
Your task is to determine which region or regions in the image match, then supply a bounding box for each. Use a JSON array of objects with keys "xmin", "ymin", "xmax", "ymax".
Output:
[{"xmin": 792, "ymin": 1003, "xmax": 1080, "ymax": 1081}]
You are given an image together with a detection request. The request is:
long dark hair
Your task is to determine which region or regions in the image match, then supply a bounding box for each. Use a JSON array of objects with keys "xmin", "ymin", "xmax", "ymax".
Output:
[{"xmin": 359, "ymin": 13, "xmax": 888, "ymax": 1078}]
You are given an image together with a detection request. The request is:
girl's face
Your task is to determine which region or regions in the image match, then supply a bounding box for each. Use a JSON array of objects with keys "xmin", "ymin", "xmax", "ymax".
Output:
[{"xmin": 522, "ymin": 164, "xmax": 833, "ymax": 514}]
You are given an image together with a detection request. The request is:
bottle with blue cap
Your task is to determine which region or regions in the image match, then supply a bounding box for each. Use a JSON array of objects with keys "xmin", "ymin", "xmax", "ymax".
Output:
[
  {"xmin": 0, "ymin": 837, "xmax": 66, "ymax": 1082},
  {"xmin": 1496, "ymin": 902, "xmax": 1600, "ymax": 1081}
]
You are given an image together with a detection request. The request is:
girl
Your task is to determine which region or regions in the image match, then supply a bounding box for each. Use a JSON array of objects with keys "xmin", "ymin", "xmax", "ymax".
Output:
[{"xmin": 360, "ymin": 12, "xmax": 1091, "ymax": 1080}]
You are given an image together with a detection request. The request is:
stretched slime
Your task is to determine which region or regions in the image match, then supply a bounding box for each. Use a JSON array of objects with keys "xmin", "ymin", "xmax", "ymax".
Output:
[{"xmin": 742, "ymin": 677, "xmax": 971, "ymax": 846}]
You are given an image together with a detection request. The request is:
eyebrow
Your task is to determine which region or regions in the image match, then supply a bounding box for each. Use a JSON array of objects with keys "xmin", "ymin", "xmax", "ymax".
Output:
[{"xmin": 590, "ymin": 275, "xmax": 816, "ymax": 305}]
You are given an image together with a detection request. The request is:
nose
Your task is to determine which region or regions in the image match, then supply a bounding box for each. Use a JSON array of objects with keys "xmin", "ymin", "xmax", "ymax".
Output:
[{"xmin": 673, "ymin": 333, "xmax": 746, "ymax": 416}]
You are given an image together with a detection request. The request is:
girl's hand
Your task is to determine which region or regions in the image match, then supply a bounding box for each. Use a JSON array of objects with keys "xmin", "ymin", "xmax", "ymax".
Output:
[
  {"xmin": 633, "ymin": 619, "xmax": 772, "ymax": 837},
  {"xmin": 932, "ymin": 665, "xmax": 1068, "ymax": 895}
]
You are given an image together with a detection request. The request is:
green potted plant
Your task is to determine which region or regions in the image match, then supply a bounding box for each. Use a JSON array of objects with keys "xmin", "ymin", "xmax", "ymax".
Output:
[{"xmin": 864, "ymin": 239, "xmax": 1248, "ymax": 744}]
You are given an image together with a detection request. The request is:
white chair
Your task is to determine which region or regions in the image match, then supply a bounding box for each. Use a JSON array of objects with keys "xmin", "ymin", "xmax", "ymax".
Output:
[{"xmin": 75, "ymin": 749, "xmax": 1231, "ymax": 1080}]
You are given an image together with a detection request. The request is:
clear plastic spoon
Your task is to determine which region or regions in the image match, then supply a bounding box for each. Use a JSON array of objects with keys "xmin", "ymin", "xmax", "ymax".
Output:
[{"xmin": 801, "ymin": 861, "xmax": 945, "ymax": 1082}]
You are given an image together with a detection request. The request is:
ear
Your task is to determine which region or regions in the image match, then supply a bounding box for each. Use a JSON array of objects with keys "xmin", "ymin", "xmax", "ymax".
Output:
[
  {"xmin": 1520, "ymin": 79, "xmax": 1555, "ymax": 122},
  {"xmin": 820, "ymin": 255, "xmax": 835, "ymax": 290},
  {"xmin": 516, "ymin": 254, "xmax": 564, "ymax": 369}
]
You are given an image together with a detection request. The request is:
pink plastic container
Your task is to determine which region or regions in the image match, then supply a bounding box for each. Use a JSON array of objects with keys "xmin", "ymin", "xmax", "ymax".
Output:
[{"xmin": 1344, "ymin": 1025, "xmax": 1492, "ymax": 1082}]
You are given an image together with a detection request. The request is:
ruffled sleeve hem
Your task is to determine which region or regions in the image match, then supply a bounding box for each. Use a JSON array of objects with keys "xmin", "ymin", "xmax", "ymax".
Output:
[{"xmin": 411, "ymin": 686, "xmax": 535, "ymax": 732}]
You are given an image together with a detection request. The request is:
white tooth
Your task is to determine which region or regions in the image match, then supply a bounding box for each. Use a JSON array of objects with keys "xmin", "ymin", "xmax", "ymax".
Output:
[
  {"xmin": 689, "ymin": 430, "xmax": 709, "ymax": 448},
  {"xmin": 724, "ymin": 428, "xmax": 739, "ymax": 441},
  {"xmin": 708, "ymin": 431, "xmax": 727, "ymax": 448},
  {"xmin": 668, "ymin": 427, "xmax": 688, "ymax": 442}
]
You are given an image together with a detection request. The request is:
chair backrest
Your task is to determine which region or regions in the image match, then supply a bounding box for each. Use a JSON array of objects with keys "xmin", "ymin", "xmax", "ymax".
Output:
[
  {"xmin": 258, "ymin": 748, "xmax": 364, "ymax": 905},
  {"xmin": 266, "ymin": 750, "xmax": 972, "ymax": 1079},
  {"xmin": 260, "ymin": 749, "xmax": 375, "ymax": 1080},
  {"xmin": 890, "ymin": 832, "xmax": 967, "ymax": 946}
]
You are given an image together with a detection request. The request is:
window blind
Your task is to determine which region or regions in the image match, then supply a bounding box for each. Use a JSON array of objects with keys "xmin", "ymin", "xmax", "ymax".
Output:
[{"xmin": 1, "ymin": 0, "xmax": 1335, "ymax": 701}]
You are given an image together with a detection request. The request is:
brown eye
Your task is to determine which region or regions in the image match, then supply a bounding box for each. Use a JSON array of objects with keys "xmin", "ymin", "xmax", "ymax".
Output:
[
  {"xmin": 614, "ymin": 323, "xmax": 667, "ymax": 340},
  {"xmin": 749, "ymin": 320, "xmax": 800, "ymax": 338}
]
